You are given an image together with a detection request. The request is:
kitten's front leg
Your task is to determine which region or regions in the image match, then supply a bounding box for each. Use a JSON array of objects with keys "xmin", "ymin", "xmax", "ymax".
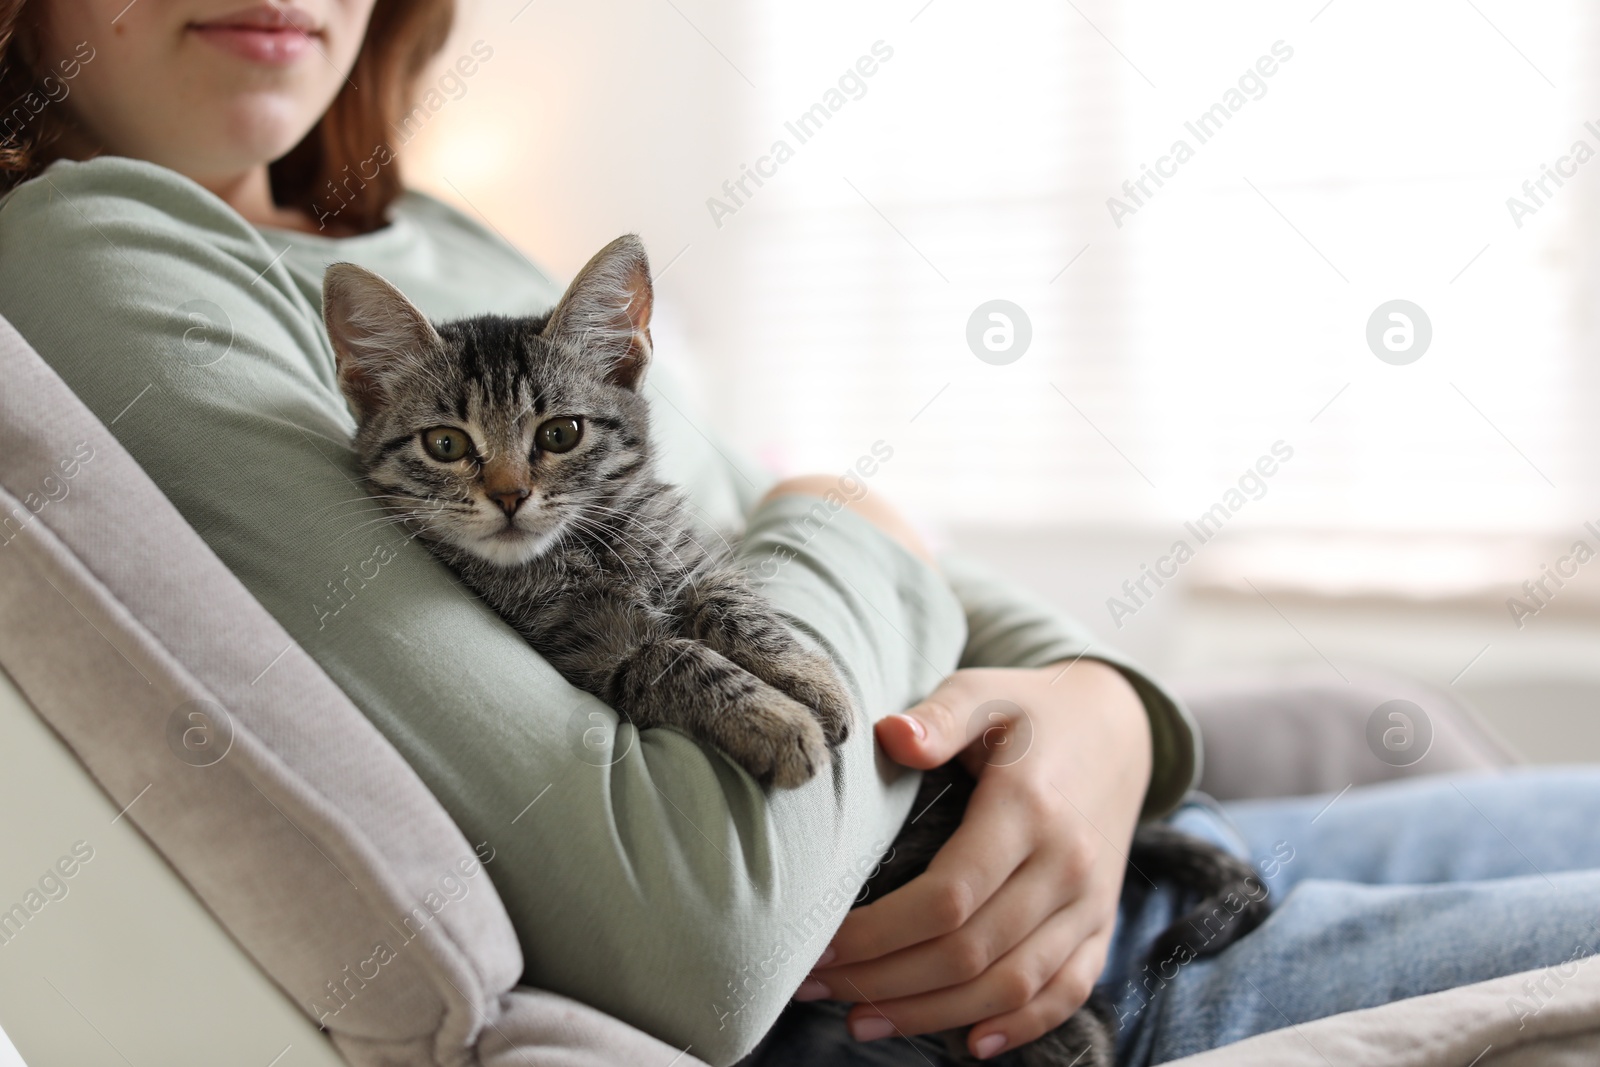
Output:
[
  {"xmin": 536, "ymin": 592, "xmax": 832, "ymax": 788},
  {"xmin": 677, "ymin": 568, "xmax": 855, "ymax": 747},
  {"xmin": 614, "ymin": 638, "xmax": 833, "ymax": 788}
]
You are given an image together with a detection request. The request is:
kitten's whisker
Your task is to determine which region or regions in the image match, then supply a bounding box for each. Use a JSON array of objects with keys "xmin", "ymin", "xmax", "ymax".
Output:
[
  {"xmin": 679, "ymin": 500, "xmax": 739, "ymax": 555},
  {"xmin": 321, "ymin": 502, "xmax": 429, "ymax": 522},
  {"xmin": 577, "ymin": 501, "xmax": 697, "ymax": 559},
  {"xmin": 327, "ymin": 498, "xmax": 466, "ymax": 546},
  {"xmin": 328, "ymin": 514, "xmax": 433, "ymax": 545},
  {"xmin": 574, "ymin": 503, "xmax": 666, "ymax": 552},
  {"xmin": 562, "ymin": 513, "xmax": 648, "ymax": 591},
  {"xmin": 576, "ymin": 501, "xmax": 710, "ymax": 599},
  {"xmin": 563, "ymin": 512, "xmax": 684, "ymax": 603},
  {"xmin": 566, "ymin": 507, "xmax": 676, "ymax": 569},
  {"xmin": 306, "ymin": 494, "xmax": 420, "ymax": 516},
  {"xmin": 579, "ymin": 508, "xmax": 697, "ymax": 601},
  {"xmin": 330, "ymin": 510, "xmax": 422, "ymax": 531}
]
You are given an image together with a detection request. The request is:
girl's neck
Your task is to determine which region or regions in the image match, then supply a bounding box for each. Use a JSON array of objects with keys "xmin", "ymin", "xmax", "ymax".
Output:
[{"xmin": 197, "ymin": 166, "xmax": 328, "ymax": 234}]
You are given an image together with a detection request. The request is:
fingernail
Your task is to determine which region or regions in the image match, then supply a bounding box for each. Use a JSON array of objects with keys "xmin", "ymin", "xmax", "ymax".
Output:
[
  {"xmin": 974, "ymin": 1033, "xmax": 1007, "ymax": 1059},
  {"xmin": 851, "ymin": 1015, "xmax": 895, "ymax": 1042},
  {"xmin": 815, "ymin": 946, "xmax": 836, "ymax": 967},
  {"xmin": 793, "ymin": 978, "xmax": 830, "ymax": 1002},
  {"xmin": 897, "ymin": 713, "xmax": 926, "ymax": 741}
]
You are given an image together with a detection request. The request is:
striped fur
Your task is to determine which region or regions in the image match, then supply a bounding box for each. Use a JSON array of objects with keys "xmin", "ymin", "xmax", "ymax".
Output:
[{"xmin": 323, "ymin": 235, "xmax": 852, "ymax": 787}]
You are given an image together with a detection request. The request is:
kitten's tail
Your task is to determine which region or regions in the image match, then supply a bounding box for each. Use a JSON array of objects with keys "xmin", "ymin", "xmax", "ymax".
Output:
[{"xmin": 1129, "ymin": 824, "xmax": 1271, "ymax": 965}]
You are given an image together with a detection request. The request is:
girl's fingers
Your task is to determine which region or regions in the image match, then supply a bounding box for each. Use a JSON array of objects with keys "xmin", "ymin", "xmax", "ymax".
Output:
[
  {"xmin": 824, "ymin": 760, "xmax": 1037, "ymax": 966},
  {"xmin": 966, "ymin": 929, "xmax": 1114, "ymax": 1060},
  {"xmin": 877, "ymin": 669, "xmax": 1024, "ymax": 770},
  {"xmin": 840, "ymin": 904, "xmax": 1105, "ymax": 1041},
  {"xmin": 811, "ymin": 853, "xmax": 1095, "ymax": 1003}
]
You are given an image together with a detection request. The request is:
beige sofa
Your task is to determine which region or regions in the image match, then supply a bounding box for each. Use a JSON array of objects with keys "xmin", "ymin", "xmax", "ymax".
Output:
[{"xmin": 1, "ymin": 314, "xmax": 1595, "ymax": 1066}]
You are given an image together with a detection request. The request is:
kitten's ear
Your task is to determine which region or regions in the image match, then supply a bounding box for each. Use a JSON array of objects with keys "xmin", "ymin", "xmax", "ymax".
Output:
[
  {"xmin": 322, "ymin": 262, "xmax": 443, "ymax": 420},
  {"xmin": 542, "ymin": 234, "xmax": 653, "ymax": 391}
]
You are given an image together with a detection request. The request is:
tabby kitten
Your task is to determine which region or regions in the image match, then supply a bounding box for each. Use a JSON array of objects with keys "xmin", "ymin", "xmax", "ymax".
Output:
[
  {"xmin": 326, "ymin": 235, "xmax": 1270, "ymax": 1067},
  {"xmin": 321, "ymin": 235, "xmax": 853, "ymax": 787}
]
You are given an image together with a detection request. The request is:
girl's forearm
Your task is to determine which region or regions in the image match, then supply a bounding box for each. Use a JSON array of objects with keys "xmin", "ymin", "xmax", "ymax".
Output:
[{"xmin": 760, "ymin": 474, "xmax": 935, "ymax": 566}]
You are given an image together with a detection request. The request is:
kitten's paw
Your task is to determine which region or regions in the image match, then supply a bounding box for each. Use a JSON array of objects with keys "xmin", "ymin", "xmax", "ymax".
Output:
[
  {"xmin": 770, "ymin": 653, "xmax": 854, "ymax": 748},
  {"xmin": 724, "ymin": 687, "xmax": 832, "ymax": 789}
]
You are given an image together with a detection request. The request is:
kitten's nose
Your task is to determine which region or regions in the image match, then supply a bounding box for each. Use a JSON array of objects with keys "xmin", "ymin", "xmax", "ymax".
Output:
[{"xmin": 489, "ymin": 487, "xmax": 530, "ymax": 517}]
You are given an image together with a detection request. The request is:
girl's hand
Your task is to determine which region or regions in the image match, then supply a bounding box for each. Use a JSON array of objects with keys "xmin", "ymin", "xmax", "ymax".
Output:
[{"xmin": 800, "ymin": 660, "xmax": 1152, "ymax": 1060}]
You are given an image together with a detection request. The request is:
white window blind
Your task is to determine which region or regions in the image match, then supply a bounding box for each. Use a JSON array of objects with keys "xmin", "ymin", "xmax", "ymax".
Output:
[{"xmin": 685, "ymin": 0, "xmax": 1598, "ymax": 535}]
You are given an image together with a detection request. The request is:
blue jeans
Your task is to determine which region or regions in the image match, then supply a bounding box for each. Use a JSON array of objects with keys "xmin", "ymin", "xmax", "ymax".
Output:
[{"xmin": 743, "ymin": 768, "xmax": 1600, "ymax": 1066}]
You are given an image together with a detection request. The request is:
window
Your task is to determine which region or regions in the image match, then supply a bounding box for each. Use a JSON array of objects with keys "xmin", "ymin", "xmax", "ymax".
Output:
[
  {"xmin": 416, "ymin": 0, "xmax": 1597, "ymax": 538},
  {"xmin": 702, "ymin": 0, "xmax": 1595, "ymax": 535}
]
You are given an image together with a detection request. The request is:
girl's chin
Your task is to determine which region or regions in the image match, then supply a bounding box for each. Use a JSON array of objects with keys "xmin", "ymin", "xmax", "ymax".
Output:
[{"xmin": 164, "ymin": 98, "xmax": 326, "ymax": 171}]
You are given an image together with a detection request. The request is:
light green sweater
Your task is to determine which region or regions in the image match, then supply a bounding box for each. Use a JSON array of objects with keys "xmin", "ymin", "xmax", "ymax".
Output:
[{"xmin": 0, "ymin": 157, "xmax": 1197, "ymax": 1065}]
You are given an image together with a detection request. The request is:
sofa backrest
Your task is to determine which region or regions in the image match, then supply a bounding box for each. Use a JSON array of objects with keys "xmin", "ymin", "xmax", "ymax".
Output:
[
  {"xmin": 0, "ymin": 661, "xmax": 349, "ymax": 1066},
  {"xmin": 0, "ymin": 315, "xmax": 707, "ymax": 1067}
]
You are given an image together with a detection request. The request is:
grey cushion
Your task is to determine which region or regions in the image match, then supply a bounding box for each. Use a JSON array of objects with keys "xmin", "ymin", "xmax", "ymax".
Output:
[
  {"xmin": 0, "ymin": 316, "xmax": 708, "ymax": 1067},
  {"xmin": 1178, "ymin": 666, "xmax": 1520, "ymax": 802}
]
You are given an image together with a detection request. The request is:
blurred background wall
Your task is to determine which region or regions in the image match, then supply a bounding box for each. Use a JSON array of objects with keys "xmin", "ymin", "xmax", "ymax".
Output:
[{"xmin": 403, "ymin": 0, "xmax": 1600, "ymax": 760}]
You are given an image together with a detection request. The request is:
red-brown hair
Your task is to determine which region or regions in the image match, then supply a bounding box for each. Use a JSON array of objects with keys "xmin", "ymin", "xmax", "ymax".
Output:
[{"xmin": 0, "ymin": 0, "xmax": 454, "ymax": 234}]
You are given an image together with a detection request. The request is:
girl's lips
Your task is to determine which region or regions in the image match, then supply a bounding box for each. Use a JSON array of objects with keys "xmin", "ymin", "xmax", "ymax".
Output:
[
  {"xmin": 190, "ymin": 25, "xmax": 315, "ymax": 64},
  {"xmin": 189, "ymin": 5, "xmax": 321, "ymax": 66}
]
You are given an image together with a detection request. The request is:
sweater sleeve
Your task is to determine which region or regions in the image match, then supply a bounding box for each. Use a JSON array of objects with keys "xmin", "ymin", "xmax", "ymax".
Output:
[
  {"xmin": 0, "ymin": 157, "xmax": 965, "ymax": 1066},
  {"xmin": 939, "ymin": 551, "xmax": 1200, "ymax": 819}
]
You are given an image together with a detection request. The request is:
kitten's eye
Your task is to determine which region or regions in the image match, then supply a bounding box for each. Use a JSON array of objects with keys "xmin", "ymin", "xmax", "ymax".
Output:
[
  {"xmin": 420, "ymin": 426, "xmax": 473, "ymax": 462},
  {"xmin": 536, "ymin": 417, "xmax": 583, "ymax": 454}
]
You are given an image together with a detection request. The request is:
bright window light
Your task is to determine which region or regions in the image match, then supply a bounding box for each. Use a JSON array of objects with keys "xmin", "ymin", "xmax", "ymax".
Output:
[{"xmin": 701, "ymin": 0, "xmax": 1594, "ymax": 535}]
